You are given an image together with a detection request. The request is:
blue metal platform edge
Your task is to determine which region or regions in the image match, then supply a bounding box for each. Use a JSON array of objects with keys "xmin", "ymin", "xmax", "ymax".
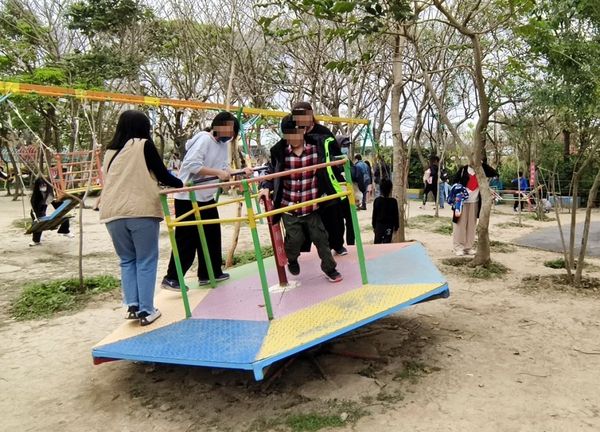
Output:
[
  {"xmin": 92, "ymin": 284, "xmax": 450, "ymax": 381},
  {"xmin": 248, "ymin": 283, "xmax": 449, "ymax": 380}
]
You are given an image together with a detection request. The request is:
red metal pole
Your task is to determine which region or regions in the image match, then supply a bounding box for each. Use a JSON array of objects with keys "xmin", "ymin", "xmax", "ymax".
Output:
[{"xmin": 260, "ymin": 195, "xmax": 288, "ymax": 286}]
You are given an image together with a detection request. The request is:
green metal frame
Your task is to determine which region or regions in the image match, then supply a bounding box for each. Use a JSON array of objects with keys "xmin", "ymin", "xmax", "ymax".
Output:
[
  {"xmin": 160, "ymin": 195, "xmax": 192, "ymax": 318},
  {"xmin": 343, "ymin": 160, "xmax": 369, "ymax": 284},
  {"xmin": 160, "ymin": 158, "xmax": 368, "ymax": 321}
]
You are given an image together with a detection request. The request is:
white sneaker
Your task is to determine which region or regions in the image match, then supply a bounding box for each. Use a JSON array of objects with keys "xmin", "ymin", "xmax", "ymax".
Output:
[
  {"xmin": 29, "ymin": 241, "xmax": 41, "ymax": 247},
  {"xmin": 138, "ymin": 309, "xmax": 161, "ymax": 326},
  {"xmin": 60, "ymin": 233, "xmax": 75, "ymax": 238},
  {"xmin": 465, "ymin": 248, "xmax": 476, "ymax": 256},
  {"xmin": 454, "ymin": 249, "xmax": 465, "ymax": 256}
]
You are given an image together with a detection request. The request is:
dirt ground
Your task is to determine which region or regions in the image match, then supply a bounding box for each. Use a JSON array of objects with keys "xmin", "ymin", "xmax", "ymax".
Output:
[{"xmin": 1, "ymin": 193, "xmax": 600, "ymax": 432}]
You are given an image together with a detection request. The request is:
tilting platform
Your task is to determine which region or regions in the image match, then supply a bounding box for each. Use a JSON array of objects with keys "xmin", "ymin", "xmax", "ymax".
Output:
[
  {"xmin": 26, "ymin": 199, "xmax": 77, "ymax": 234},
  {"xmin": 92, "ymin": 242, "xmax": 449, "ymax": 380}
]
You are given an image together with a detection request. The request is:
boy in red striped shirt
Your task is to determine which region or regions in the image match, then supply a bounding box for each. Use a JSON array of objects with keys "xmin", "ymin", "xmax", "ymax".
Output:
[{"xmin": 260, "ymin": 115, "xmax": 342, "ymax": 283}]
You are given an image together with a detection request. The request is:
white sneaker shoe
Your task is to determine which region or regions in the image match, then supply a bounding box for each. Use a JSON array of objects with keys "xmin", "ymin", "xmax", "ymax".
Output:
[
  {"xmin": 29, "ymin": 241, "xmax": 41, "ymax": 247},
  {"xmin": 465, "ymin": 248, "xmax": 476, "ymax": 256},
  {"xmin": 60, "ymin": 233, "xmax": 75, "ymax": 238},
  {"xmin": 138, "ymin": 309, "xmax": 161, "ymax": 326},
  {"xmin": 454, "ymin": 249, "xmax": 465, "ymax": 256}
]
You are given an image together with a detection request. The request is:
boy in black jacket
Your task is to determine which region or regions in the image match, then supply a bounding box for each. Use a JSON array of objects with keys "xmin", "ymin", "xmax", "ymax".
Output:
[
  {"xmin": 292, "ymin": 102, "xmax": 348, "ymax": 256},
  {"xmin": 260, "ymin": 115, "xmax": 342, "ymax": 283}
]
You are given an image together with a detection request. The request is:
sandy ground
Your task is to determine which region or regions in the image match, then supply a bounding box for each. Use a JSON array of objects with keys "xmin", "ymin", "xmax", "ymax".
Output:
[{"xmin": 1, "ymin": 193, "xmax": 600, "ymax": 432}]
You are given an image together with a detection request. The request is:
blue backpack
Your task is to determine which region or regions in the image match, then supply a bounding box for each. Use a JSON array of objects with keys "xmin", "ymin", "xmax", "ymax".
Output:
[{"xmin": 447, "ymin": 183, "xmax": 469, "ymax": 216}]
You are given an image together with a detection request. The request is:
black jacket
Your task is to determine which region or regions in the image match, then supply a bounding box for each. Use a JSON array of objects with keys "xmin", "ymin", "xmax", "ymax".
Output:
[{"xmin": 452, "ymin": 163, "xmax": 499, "ymax": 221}]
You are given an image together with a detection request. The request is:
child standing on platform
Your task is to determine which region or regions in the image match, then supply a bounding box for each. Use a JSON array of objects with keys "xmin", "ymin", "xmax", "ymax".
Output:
[
  {"xmin": 371, "ymin": 178, "xmax": 399, "ymax": 244},
  {"xmin": 260, "ymin": 115, "xmax": 342, "ymax": 282}
]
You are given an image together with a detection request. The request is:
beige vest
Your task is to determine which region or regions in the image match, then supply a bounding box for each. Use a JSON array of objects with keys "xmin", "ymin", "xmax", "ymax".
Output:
[{"xmin": 99, "ymin": 138, "xmax": 163, "ymax": 223}]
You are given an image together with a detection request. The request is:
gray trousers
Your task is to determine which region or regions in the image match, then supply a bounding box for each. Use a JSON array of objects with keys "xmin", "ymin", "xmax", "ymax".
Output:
[{"xmin": 282, "ymin": 212, "xmax": 337, "ymax": 274}]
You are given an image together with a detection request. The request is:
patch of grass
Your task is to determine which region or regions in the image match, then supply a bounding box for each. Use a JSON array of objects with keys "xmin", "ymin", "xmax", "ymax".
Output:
[
  {"xmin": 393, "ymin": 360, "xmax": 429, "ymax": 383},
  {"xmin": 10, "ymin": 275, "xmax": 120, "ymax": 320},
  {"xmin": 441, "ymin": 258, "xmax": 509, "ymax": 279},
  {"xmin": 496, "ymin": 221, "xmax": 533, "ymax": 229},
  {"xmin": 12, "ymin": 217, "xmax": 31, "ymax": 230},
  {"xmin": 285, "ymin": 413, "xmax": 344, "ymax": 431},
  {"xmin": 441, "ymin": 257, "xmax": 472, "ymax": 267},
  {"xmin": 470, "ymin": 261, "xmax": 509, "ymax": 279},
  {"xmin": 376, "ymin": 389, "xmax": 405, "ymax": 404},
  {"xmin": 229, "ymin": 246, "xmax": 274, "ymax": 267},
  {"xmin": 517, "ymin": 274, "xmax": 600, "ymax": 297},
  {"xmin": 543, "ymin": 258, "xmax": 600, "ymax": 272},
  {"xmin": 527, "ymin": 213, "xmax": 555, "ymax": 222},
  {"xmin": 408, "ymin": 215, "xmax": 452, "ymax": 236},
  {"xmin": 490, "ymin": 240, "xmax": 517, "ymax": 254},
  {"xmin": 250, "ymin": 401, "xmax": 366, "ymax": 432},
  {"xmin": 433, "ymin": 224, "xmax": 453, "ymax": 235}
]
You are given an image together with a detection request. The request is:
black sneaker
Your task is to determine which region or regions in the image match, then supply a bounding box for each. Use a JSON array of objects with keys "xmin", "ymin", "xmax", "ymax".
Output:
[
  {"xmin": 335, "ymin": 247, "xmax": 348, "ymax": 256},
  {"xmin": 161, "ymin": 277, "xmax": 180, "ymax": 291},
  {"xmin": 288, "ymin": 260, "xmax": 300, "ymax": 276},
  {"xmin": 325, "ymin": 270, "xmax": 343, "ymax": 283},
  {"xmin": 126, "ymin": 305, "xmax": 139, "ymax": 319},
  {"xmin": 138, "ymin": 309, "xmax": 161, "ymax": 326},
  {"xmin": 199, "ymin": 273, "xmax": 230, "ymax": 285}
]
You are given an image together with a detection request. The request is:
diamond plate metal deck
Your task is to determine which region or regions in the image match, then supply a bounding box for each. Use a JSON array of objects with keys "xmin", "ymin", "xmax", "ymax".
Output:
[
  {"xmin": 257, "ymin": 283, "xmax": 446, "ymax": 361},
  {"xmin": 93, "ymin": 319, "xmax": 269, "ymax": 366}
]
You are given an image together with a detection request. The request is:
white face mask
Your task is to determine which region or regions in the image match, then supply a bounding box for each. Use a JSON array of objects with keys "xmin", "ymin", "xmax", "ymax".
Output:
[
  {"xmin": 341, "ymin": 147, "xmax": 349, "ymax": 155},
  {"xmin": 40, "ymin": 185, "xmax": 47, "ymax": 193}
]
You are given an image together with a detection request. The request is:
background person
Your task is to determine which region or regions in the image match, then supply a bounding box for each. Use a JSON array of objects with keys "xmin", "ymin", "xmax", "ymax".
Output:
[
  {"xmin": 372, "ymin": 178, "xmax": 399, "ymax": 244},
  {"xmin": 451, "ymin": 159, "xmax": 498, "ymax": 256},
  {"xmin": 29, "ymin": 177, "xmax": 73, "ymax": 246}
]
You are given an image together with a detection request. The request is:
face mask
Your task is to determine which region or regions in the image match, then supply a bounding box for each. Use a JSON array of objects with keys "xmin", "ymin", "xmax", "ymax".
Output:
[
  {"xmin": 40, "ymin": 185, "xmax": 47, "ymax": 193},
  {"xmin": 217, "ymin": 136, "xmax": 231, "ymax": 143},
  {"xmin": 341, "ymin": 147, "xmax": 349, "ymax": 155}
]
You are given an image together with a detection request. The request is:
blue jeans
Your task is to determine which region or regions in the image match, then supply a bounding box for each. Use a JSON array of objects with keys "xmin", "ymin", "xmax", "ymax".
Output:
[
  {"xmin": 438, "ymin": 182, "xmax": 449, "ymax": 208},
  {"xmin": 106, "ymin": 218, "xmax": 160, "ymax": 314}
]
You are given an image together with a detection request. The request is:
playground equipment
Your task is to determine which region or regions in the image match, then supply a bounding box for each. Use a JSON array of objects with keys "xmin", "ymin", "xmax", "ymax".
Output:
[{"xmin": 92, "ymin": 159, "xmax": 450, "ymax": 380}]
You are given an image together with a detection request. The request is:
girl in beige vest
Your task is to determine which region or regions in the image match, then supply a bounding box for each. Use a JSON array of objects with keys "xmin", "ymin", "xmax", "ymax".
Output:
[{"xmin": 100, "ymin": 111, "xmax": 182, "ymax": 326}]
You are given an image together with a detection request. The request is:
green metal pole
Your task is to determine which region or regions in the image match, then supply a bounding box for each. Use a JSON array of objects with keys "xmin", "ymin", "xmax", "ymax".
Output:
[
  {"xmin": 189, "ymin": 191, "xmax": 216, "ymax": 288},
  {"xmin": 242, "ymin": 180, "xmax": 274, "ymax": 320},
  {"xmin": 160, "ymin": 195, "xmax": 192, "ymax": 318},
  {"xmin": 343, "ymin": 160, "xmax": 369, "ymax": 285},
  {"xmin": 237, "ymin": 110, "xmax": 263, "ymax": 223}
]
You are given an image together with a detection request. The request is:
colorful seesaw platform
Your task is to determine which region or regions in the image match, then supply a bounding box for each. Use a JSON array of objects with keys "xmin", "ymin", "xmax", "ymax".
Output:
[{"xmin": 92, "ymin": 241, "xmax": 448, "ymax": 380}]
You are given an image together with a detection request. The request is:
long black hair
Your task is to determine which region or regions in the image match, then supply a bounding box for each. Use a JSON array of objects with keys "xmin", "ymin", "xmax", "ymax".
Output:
[
  {"xmin": 30, "ymin": 177, "xmax": 52, "ymax": 209},
  {"xmin": 108, "ymin": 110, "xmax": 153, "ymax": 150},
  {"xmin": 210, "ymin": 111, "xmax": 240, "ymax": 140}
]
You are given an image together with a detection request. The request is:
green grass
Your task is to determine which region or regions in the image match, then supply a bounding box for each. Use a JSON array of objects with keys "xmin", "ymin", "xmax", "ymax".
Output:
[
  {"xmin": 470, "ymin": 261, "xmax": 509, "ymax": 279},
  {"xmin": 490, "ymin": 240, "xmax": 517, "ymax": 253},
  {"xmin": 11, "ymin": 275, "xmax": 120, "ymax": 320},
  {"xmin": 250, "ymin": 401, "xmax": 366, "ymax": 432},
  {"xmin": 12, "ymin": 217, "xmax": 31, "ymax": 230},
  {"xmin": 229, "ymin": 246, "xmax": 274, "ymax": 267},
  {"xmin": 441, "ymin": 258, "xmax": 509, "ymax": 279},
  {"xmin": 408, "ymin": 215, "xmax": 452, "ymax": 236},
  {"xmin": 544, "ymin": 258, "xmax": 600, "ymax": 272},
  {"xmin": 433, "ymin": 224, "xmax": 453, "ymax": 235},
  {"xmin": 393, "ymin": 360, "xmax": 429, "ymax": 383},
  {"xmin": 496, "ymin": 221, "xmax": 533, "ymax": 229}
]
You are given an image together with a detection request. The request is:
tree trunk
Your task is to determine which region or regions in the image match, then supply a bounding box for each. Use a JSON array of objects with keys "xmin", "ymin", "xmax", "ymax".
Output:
[
  {"xmin": 562, "ymin": 129, "xmax": 570, "ymax": 160},
  {"xmin": 574, "ymin": 168, "xmax": 600, "ymax": 284},
  {"xmin": 391, "ymin": 34, "xmax": 407, "ymax": 242},
  {"xmin": 468, "ymin": 34, "xmax": 492, "ymax": 266}
]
